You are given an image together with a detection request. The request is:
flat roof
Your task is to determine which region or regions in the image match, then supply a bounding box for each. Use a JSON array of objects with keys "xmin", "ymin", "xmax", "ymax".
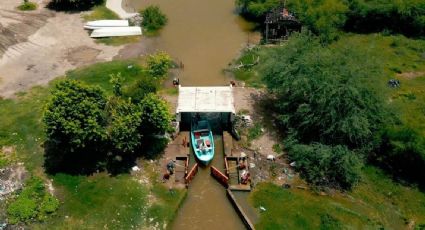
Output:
[{"xmin": 176, "ymin": 86, "xmax": 235, "ymax": 113}]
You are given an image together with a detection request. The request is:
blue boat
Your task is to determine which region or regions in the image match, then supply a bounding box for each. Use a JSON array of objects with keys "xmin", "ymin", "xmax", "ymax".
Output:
[{"xmin": 191, "ymin": 119, "xmax": 214, "ymax": 165}]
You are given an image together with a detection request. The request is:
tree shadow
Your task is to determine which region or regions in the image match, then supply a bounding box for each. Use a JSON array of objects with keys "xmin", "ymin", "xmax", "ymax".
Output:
[
  {"xmin": 46, "ymin": 0, "xmax": 103, "ymax": 12},
  {"xmin": 43, "ymin": 140, "xmax": 106, "ymax": 176}
]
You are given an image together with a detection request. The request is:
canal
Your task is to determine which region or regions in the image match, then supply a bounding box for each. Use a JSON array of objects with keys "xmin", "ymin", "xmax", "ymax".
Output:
[
  {"xmin": 124, "ymin": 0, "xmax": 258, "ymax": 228},
  {"xmin": 124, "ymin": 0, "xmax": 258, "ymax": 86}
]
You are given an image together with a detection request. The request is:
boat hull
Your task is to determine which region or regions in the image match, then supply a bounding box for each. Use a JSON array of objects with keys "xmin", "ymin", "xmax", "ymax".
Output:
[{"xmin": 191, "ymin": 120, "xmax": 215, "ymax": 165}]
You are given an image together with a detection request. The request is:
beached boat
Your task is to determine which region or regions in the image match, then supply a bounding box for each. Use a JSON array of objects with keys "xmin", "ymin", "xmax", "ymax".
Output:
[
  {"xmin": 191, "ymin": 119, "xmax": 214, "ymax": 165},
  {"xmin": 90, "ymin": 27, "xmax": 142, "ymax": 38},
  {"xmin": 84, "ymin": 20, "xmax": 129, "ymax": 30}
]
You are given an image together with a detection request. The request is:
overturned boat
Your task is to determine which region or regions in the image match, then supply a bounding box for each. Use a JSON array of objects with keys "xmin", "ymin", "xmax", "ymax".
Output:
[
  {"xmin": 84, "ymin": 20, "xmax": 129, "ymax": 30},
  {"xmin": 191, "ymin": 119, "xmax": 214, "ymax": 165},
  {"xmin": 90, "ymin": 26, "xmax": 142, "ymax": 38}
]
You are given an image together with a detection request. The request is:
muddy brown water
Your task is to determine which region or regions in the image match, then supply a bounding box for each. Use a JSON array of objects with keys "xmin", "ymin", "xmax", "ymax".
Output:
[
  {"xmin": 124, "ymin": 0, "xmax": 259, "ymax": 86},
  {"xmin": 171, "ymin": 135, "xmax": 245, "ymax": 230},
  {"xmin": 124, "ymin": 0, "xmax": 258, "ymax": 228}
]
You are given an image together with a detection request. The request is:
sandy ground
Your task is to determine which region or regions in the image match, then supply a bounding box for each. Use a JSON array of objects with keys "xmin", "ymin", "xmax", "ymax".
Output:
[{"xmin": 0, "ymin": 0, "xmax": 123, "ymax": 98}]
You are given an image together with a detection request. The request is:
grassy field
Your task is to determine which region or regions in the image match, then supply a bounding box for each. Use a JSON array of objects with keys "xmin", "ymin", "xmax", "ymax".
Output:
[
  {"xmin": 0, "ymin": 60, "xmax": 186, "ymax": 228},
  {"xmin": 251, "ymin": 167, "xmax": 425, "ymax": 229}
]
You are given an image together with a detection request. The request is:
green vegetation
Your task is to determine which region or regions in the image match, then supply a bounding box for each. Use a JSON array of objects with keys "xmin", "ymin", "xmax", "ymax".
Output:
[
  {"xmin": 140, "ymin": 5, "xmax": 168, "ymax": 34},
  {"xmin": 82, "ymin": 5, "xmax": 119, "ymax": 21},
  {"xmin": 252, "ymin": 167, "xmax": 425, "ymax": 229},
  {"xmin": 43, "ymin": 57, "xmax": 173, "ymax": 174},
  {"xmin": 287, "ymin": 143, "xmax": 362, "ymax": 189},
  {"xmin": 247, "ymin": 123, "xmax": 263, "ymax": 142},
  {"xmin": 0, "ymin": 59, "xmax": 184, "ymax": 227},
  {"xmin": 18, "ymin": 1, "xmax": 37, "ymax": 11},
  {"xmin": 237, "ymin": 0, "xmax": 425, "ymax": 41},
  {"xmin": 7, "ymin": 177, "xmax": 59, "ymax": 224},
  {"xmin": 147, "ymin": 51, "xmax": 173, "ymax": 78}
]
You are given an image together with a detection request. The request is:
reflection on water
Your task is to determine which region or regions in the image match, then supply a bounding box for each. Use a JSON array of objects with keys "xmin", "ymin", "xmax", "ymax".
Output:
[{"xmin": 125, "ymin": 0, "xmax": 258, "ymax": 86}]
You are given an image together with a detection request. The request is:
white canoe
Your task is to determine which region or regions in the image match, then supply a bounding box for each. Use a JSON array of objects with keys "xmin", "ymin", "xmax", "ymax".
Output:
[
  {"xmin": 90, "ymin": 26, "xmax": 142, "ymax": 38},
  {"xmin": 84, "ymin": 20, "xmax": 129, "ymax": 30}
]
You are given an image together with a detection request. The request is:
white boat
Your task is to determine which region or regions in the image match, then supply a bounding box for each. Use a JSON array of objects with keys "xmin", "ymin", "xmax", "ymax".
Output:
[
  {"xmin": 84, "ymin": 20, "xmax": 129, "ymax": 30},
  {"xmin": 90, "ymin": 26, "xmax": 142, "ymax": 38}
]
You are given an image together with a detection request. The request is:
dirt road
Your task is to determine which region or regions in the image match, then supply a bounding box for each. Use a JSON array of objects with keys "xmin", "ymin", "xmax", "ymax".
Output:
[{"xmin": 0, "ymin": 0, "xmax": 123, "ymax": 97}]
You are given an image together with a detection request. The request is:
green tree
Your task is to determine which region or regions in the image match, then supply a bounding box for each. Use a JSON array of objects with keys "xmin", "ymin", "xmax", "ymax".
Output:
[
  {"xmin": 110, "ymin": 73, "xmax": 124, "ymax": 96},
  {"xmin": 287, "ymin": 142, "xmax": 362, "ymax": 189},
  {"xmin": 262, "ymin": 32, "xmax": 386, "ymax": 150},
  {"xmin": 140, "ymin": 5, "xmax": 168, "ymax": 32},
  {"xmin": 236, "ymin": 0, "xmax": 280, "ymax": 18},
  {"xmin": 108, "ymin": 98, "xmax": 142, "ymax": 154},
  {"xmin": 146, "ymin": 51, "xmax": 172, "ymax": 78},
  {"xmin": 288, "ymin": 0, "xmax": 349, "ymax": 42},
  {"xmin": 44, "ymin": 80, "xmax": 107, "ymax": 150},
  {"xmin": 139, "ymin": 93, "xmax": 172, "ymax": 135},
  {"xmin": 124, "ymin": 76, "xmax": 159, "ymax": 103}
]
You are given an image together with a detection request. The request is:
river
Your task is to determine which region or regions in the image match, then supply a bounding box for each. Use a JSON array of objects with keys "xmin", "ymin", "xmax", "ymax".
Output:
[
  {"xmin": 124, "ymin": 0, "xmax": 258, "ymax": 86},
  {"xmin": 123, "ymin": 0, "xmax": 257, "ymax": 228}
]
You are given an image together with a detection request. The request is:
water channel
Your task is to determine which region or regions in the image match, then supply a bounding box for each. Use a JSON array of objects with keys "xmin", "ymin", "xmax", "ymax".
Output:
[
  {"xmin": 124, "ymin": 0, "xmax": 258, "ymax": 86},
  {"xmin": 124, "ymin": 0, "xmax": 258, "ymax": 228}
]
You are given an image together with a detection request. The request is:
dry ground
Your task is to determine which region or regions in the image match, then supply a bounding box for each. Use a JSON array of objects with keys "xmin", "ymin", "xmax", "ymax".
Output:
[{"xmin": 0, "ymin": 0, "xmax": 123, "ymax": 97}]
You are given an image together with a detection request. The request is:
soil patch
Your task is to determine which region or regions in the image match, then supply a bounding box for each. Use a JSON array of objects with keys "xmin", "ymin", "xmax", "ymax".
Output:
[
  {"xmin": 397, "ymin": 71, "xmax": 425, "ymax": 79},
  {"xmin": 65, "ymin": 46, "xmax": 101, "ymax": 66}
]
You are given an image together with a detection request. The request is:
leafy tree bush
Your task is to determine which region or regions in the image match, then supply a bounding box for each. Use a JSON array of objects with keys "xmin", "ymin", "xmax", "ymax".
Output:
[
  {"xmin": 236, "ymin": 0, "xmax": 280, "ymax": 18},
  {"xmin": 108, "ymin": 98, "xmax": 142, "ymax": 154},
  {"xmin": 43, "ymin": 80, "xmax": 107, "ymax": 173},
  {"xmin": 139, "ymin": 94, "xmax": 172, "ymax": 135},
  {"xmin": 146, "ymin": 51, "xmax": 172, "ymax": 78},
  {"xmin": 7, "ymin": 177, "xmax": 59, "ymax": 224},
  {"xmin": 44, "ymin": 80, "xmax": 107, "ymax": 150},
  {"xmin": 48, "ymin": 0, "xmax": 103, "ymax": 11},
  {"xmin": 262, "ymin": 32, "xmax": 387, "ymax": 151},
  {"xmin": 110, "ymin": 73, "xmax": 124, "ymax": 96},
  {"xmin": 18, "ymin": 1, "xmax": 37, "ymax": 11},
  {"xmin": 287, "ymin": 142, "xmax": 362, "ymax": 189},
  {"xmin": 140, "ymin": 5, "xmax": 168, "ymax": 32},
  {"xmin": 287, "ymin": 0, "xmax": 349, "ymax": 42},
  {"xmin": 124, "ymin": 76, "xmax": 159, "ymax": 103},
  {"xmin": 345, "ymin": 0, "xmax": 425, "ymax": 37}
]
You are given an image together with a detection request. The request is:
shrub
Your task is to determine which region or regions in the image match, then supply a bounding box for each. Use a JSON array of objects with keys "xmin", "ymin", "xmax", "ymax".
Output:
[
  {"xmin": 18, "ymin": 1, "xmax": 37, "ymax": 11},
  {"xmin": 146, "ymin": 51, "xmax": 172, "ymax": 78},
  {"xmin": 139, "ymin": 93, "xmax": 172, "ymax": 135},
  {"xmin": 262, "ymin": 32, "xmax": 387, "ymax": 151},
  {"xmin": 123, "ymin": 76, "xmax": 159, "ymax": 103},
  {"xmin": 140, "ymin": 6, "xmax": 168, "ymax": 32},
  {"xmin": 287, "ymin": 143, "xmax": 362, "ymax": 189},
  {"xmin": 43, "ymin": 80, "xmax": 107, "ymax": 150},
  {"xmin": 7, "ymin": 177, "xmax": 59, "ymax": 224},
  {"xmin": 288, "ymin": 0, "xmax": 349, "ymax": 42},
  {"xmin": 108, "ymin": 98, "xmax": 142, "ymax": 154}
]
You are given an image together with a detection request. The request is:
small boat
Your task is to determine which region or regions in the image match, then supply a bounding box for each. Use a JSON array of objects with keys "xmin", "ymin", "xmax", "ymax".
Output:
[
  {"xmin": 191, "ymin": 119, "xmax": 214, "ymax": 165},
  {"xmin": 90, "ymin": 27, "xmax": 142, "ymax": 38},
  {"xmin": 84, "ymin": 20, "xmax": 129, "ymax": 30}
]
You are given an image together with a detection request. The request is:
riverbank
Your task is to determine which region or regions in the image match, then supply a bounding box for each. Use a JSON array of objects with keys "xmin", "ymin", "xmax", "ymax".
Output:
[{"xmin": 0, "ymin": 0, "xmax": 123, "ymax": 98}]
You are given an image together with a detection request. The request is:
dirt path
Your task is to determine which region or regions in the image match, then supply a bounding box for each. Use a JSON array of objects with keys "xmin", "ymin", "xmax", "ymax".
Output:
[{"xmin": 0, "ymin": 1, "xmax": 123, "ymax": 98}]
